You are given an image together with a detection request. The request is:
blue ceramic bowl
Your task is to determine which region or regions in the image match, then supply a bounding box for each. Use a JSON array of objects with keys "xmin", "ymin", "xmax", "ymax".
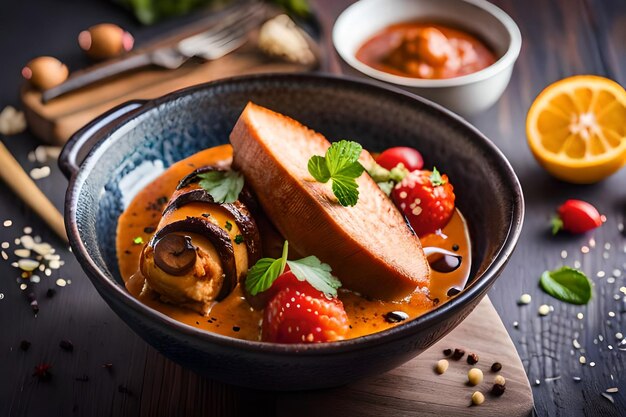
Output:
[{"xmin": 60, "ymin": 74, "xmax": 523, "ymax": 390}]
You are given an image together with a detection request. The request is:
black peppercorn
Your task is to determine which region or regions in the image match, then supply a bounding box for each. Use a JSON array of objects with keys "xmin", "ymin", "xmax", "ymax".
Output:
[
  {"xmin": 492, "ymin": 383, "xmax": 506, "ymax": 396},
  {"xmin": 467, "ymin": 353, "xmax": 479, "ymax": 365},
  {"xmin": 59, "ymin": 339, "xmax": 74, "ymax": 352},
  {"xmin": 443, "ymin": 348, "xmax": 452, "ymax": 357},
  {"xmin": 452, "ymin": 348, "xmax": 465, "ymax": 360},
  {"xmin": 491, "ymin": 362, "xmax": 503, "ymax": 372}
]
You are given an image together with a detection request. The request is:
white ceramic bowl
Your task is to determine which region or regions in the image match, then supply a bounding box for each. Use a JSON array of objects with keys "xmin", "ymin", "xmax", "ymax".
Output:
[{"xmin": 333, "ymin": 0, "xmax": 522, "ymax": 116}]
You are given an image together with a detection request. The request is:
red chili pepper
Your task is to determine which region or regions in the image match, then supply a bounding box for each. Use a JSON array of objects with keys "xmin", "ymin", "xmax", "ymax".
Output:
[{"xmin": 552, "ymin": 199, "xmax": 603, "ymax": 234}]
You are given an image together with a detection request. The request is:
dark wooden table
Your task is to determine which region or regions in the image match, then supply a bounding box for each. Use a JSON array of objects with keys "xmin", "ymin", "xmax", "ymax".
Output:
[{"xmin": 1, "ymin": 0, "xmax": 625, "ymax": 416}]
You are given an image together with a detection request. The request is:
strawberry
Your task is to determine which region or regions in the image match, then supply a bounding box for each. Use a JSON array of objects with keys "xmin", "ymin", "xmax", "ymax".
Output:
[
  {"xmin": 391, "ymin": 168, "xmax": 455, "ymax": 237},
  {"xmin": 552, "ymin": 199, "xmax": 603, "ymax": 234},
  {"xmin": 261, "ymin": 271, "xmax": 349, "ymax": 343}
]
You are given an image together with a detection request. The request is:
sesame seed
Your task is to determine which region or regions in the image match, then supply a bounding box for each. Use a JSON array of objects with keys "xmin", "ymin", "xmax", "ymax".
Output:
[
  {"xmin": 573, "ymin": 339, "xmax": 581, "ymax": 349},
  {"xmin": 574, "ymin": 261, "xmax": 581, "ymax": 268},
  {"xmin": 579, "ymin": 356, "xmax": 586, "ymax": 364},
  {"xmin": 597, "ymin": 271, "xmax": 606, "ymax": 278},
  {"xmin": 613, "ymin": 269, "xmax": 621, "ymax": 278},
  {"xmin": 603, "ymin": 252, "xmax": 610, "ymax": 259},
  {"xmin": 577, "ymin": 313, "xmax": 584, "ymax": 320},
  {"xmin": 56, "ymin": 278, "xmax": 67, "ymax": 287},
  {"xmin": 538, "ymin": 304, "xmax": 550, "ymax": 316},
  {"xmin": 23, "ymin": 227, "xmax": 32, "ymax": 234},
  {"xmin": 560, "ymin": 250, "xmax": 568, "ymax": 259},
  {"xmin": 589, "ymin": 362, "xmax": 596, "ymax": 367},
  {"xmin": 607, "ymin": 277, "xmax": 616, "ymax": 284},
  {"xmin": 399, "ymin": 191, "xmax": 407, "ymax": 199},
  {"xmin": 609, "ymin": 312, "xmax": 616, "ymax": 318},
  {"xmin": 3, "ymin": 220, "xmax": 12, "ymax": 227},
  {"xmin": 581, "ymin": 246, "xmax": 590, "ymax": 254},
  {"xmin": 1, "ymin": 242, "xmax": 8, "ymax": 249},
  {"xmin": 616, "ymin": 333, "xmax": 623, "ymax": 340},
  {"xmin": 589, "ymin": 238, "xmax": 596, "ymax": 248}
]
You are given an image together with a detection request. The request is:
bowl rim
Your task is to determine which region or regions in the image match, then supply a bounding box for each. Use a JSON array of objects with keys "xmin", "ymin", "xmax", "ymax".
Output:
[
  {"xmin": 64, "ymin": 72, "xmax": 524, "ymax": 356},
  {"xmin": 332, "ymin": 0, "xmax": 523, "ymax": 88}
]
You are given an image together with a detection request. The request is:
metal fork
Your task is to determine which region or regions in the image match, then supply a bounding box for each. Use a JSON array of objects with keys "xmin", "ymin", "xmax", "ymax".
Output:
[{"xmin": 42, "ymin": 1, "xmax": 268, "ymax": 103}]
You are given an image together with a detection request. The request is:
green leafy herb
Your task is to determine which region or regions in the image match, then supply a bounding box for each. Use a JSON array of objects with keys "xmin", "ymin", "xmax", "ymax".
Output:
[
  {"xmin": 539, "ymin": 266, "xmax": 592, "ymax": 305},
  {"xmin": 245, "ymin": 241, "xmax": 289, "ymax": 296},
  {"xmin": 133, "ymin": 236, "xmax": 144, "ymax": 245},
  {"xmin": 308, "ymin": 140, "xmax": 365, "ymax": 207},
  {"xmin": 430, "ymin": 167, "xmax": 445, "ymax": 186},
  {"xmin": 224, "ymin": 220, "xmax": 233, "ymax": 231},
  {"xmin": 244, "ymin": 241, "xmax": 342, "ymax": 297},
  {"xmin": 196, "ymin": 170, "xmax": 244, "ymax": 204},
  {"xmin": 286, "ymin": 257, "xmax": 341, "ymax": 297},
  {"xmin": 234, "ymin": 235, "xmax": 244, "ymax": 244}
]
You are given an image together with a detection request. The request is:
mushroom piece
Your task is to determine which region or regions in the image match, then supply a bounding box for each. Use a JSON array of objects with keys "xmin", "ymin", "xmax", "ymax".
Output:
[{"xmin": 153, "ymin": 234, "xmax": 197, "ymax": 276}]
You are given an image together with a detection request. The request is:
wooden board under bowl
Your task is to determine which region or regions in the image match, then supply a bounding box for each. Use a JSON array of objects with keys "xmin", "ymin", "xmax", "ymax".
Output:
[{"xmin": 131, "ymin": 296, "xmax": 534, "ymax": 417}]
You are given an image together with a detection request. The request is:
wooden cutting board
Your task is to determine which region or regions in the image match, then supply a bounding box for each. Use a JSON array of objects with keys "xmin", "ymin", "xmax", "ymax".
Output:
[
  {"xmin": 134, "ymin": 296, "xmax": 533, "ymax": 417},
  {"xmin": 20, "ymin": 21, "xmax": 317, "ymax": 145}
]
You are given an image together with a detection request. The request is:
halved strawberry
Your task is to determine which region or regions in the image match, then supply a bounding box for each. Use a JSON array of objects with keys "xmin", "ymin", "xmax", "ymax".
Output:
[{"xmin": 261, "ymin": 272, "xmax": 349, "ymax": 343}]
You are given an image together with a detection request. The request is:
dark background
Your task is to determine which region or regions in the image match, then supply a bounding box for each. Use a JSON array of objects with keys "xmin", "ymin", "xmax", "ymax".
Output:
[{"xmin": 1, "ymin": 0, "xmax": 625, "ymax": 416}]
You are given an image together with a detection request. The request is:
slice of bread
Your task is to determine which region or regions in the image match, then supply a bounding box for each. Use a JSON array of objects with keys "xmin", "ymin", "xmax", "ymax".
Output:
[{"xmin": 229, "ymin": 102, "xmax": 430, "ymax": 301}]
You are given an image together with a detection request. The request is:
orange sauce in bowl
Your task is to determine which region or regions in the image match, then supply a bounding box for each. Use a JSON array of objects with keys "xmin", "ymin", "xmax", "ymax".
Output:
[
  {"xmin": 116, "ymin": 145, "xmax": 472, "ymax": 341},
  {"xmin": 356, "ymin": 21, "xmax": 496, "ymax": 79}
]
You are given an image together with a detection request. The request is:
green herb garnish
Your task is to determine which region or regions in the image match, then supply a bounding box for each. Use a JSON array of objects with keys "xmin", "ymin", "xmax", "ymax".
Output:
[
  {"xmin": 244, "ymin": 241, "xmax": 341, "ymax": 297},
  {"xmin": 550, "ymin": 216, "xmax": 564, "ymax": 235},
  {"xmin": 364, "ymin": 160, "xmax": 408, "ymax": 196},
  {"xmin": 245, "ymin": 241, "xmax": 289, "ymax": 296},
  {"xmin": 234, "ymin": 235, "xmax": 244, "ymax": 244},
  {"xmin": 224, "ymin": 220, "xmax": 233, "ymax": 231},
  {"xmin": 430, "ymin": 167, "xmax": 445, "ymax": 186},
  {"xmin": 133, "ymin": 236, "xmax": 144, "ymax": 245},
  {"xmin": 196, "ymin": 170, "xmax": 244, "ymax": 204},
  {"xmin": 307, "ymin": 140, "xmax": 365, "ymax": 207},
  {"xmin": 540, "ymin": 266, "xmax": 592, "ymax": 305}
]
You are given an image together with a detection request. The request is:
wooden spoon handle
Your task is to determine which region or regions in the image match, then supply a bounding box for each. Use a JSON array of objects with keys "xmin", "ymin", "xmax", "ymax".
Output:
[{"xmin": 0, "ymin": 141, "xmax": 68, "ymax": 242}]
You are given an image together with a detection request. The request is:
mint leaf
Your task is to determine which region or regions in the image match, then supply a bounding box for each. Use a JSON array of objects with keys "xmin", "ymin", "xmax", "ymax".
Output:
[
  {"xmin": 430, "ymin": 167, "xmax": 445, "ymax": 186},
  {"xmin": 196, "ymin": 170, "xmax": 244, "ymax": 204},
  {"xmin": 307, "ymin": 155, "xmax": 330, "ymax": 182},
  {"xmin": 287, "ymin": 256, "xmax": 341, "ymax": 298},
  {"xmin": 245, "ymin": 241, "xmax": 288, "ymax": 296},
  {"xmin": 540, "ymin": 266, "xmax": 592, "ymax": 305},
  {"xmin": 307, "ymin": 140, "xmax": 365, "ymax": 207}
]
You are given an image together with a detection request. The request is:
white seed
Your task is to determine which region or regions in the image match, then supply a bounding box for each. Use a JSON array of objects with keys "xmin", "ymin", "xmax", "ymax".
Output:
[
  {"xmin": 607, "ymin": 277, "xmax": 616, "ymax": 284},
  {"xmin": 577, "ymin": 313, "xmax": 584, "ymax": 320},
  {"xmin": 23, "ymin": 227, "xmax": 32, "ymax": 234},
  {"xmin": 605, "ymin": 243, "xmax": 612, "ymax": 250},
  {"xmin": 616, "ymin": 333, "xmax": 623, "ymax": 340},
  {"xmin": 494, "ymin": 375, "xmax": 506, "ymax": 386},
  {"xmin": 560, "ymin": 250, "xmax": 568, "ymax": 259},
  {"xmin": 29, "ymin": 166, "xmax": 51, "ymax": 180},
  {"xmin": 538, "ymin": 304, "xmax": 550, "ymax": 316},
  {"xmin": 435, "ymin": 359, "xmax": 449, "ymax": 374},
  {"xmin": 3, "ymin": 220, "xmax": 12, "ymax": 227},
  {"xmin": 18, "ymin": 259, "xmax": 39, "ymax": 272},
  {"xmin": 56, "ymin": 278, "xmax": 67, "ymax": 287},
  {"xmin": 573, "ymin": 339, "xmax": 581, "ymax": 349},
  {"xmin": 30, "ymin": 275, "xmax": 40, "ymax": 283},
  {"xmin": 609, "ymin": 312, "xmax": 616, "ymax": 318},
  {"xmin": 581, "ymin": 246, "xmax": 589, "ymax": 254},
  {"xmin": 518, "ymin": 294, "xmax": 532, "ymax": 305},
  {"xmin": 20, "ymin": 235, "xmax": 34, "ymax": 249},
  {"xmin": 471, "ymin": 391, "xmax": 485, "ymax": 405},
  {"xmin": 590, "ymin": 362, "xmax": 596, "ymax": 367},
  {"xmin": 19, "ymin": 283, "xmax": 27, "ymax": 290},
  {"xmin": 1, "ymin": 242, "xmax": 8, "ymax": 249},
  {"xmin": 468, "ymin": 368, "xmax": 483, "ymax": 385},
  {"xmin": 574, "ymin": 260, "xmax": 581, "ymax": 268},
  {"xmin": 1, "ymin": 251, "xmax": 7, "ymax": 260},
  {"xmin": 579, "ymin": 356, "xmax": 587, "ymax": 364},
  {"xmin": 14, "ymin": 249, "xmax": 30, "ymax": 258},
  {"xmin": 613, "ymin": 269, "xmax": 622, "ymax": 278},
  {"xmin": 606, "ymin": 387, "xmax": 619, "ymax": 393}
]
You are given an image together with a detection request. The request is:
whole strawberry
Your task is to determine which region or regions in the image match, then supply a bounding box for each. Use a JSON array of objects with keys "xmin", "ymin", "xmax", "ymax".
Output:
[{"xmin": 391, "ymin": 168, "xmax": 455, "ymax": 237}]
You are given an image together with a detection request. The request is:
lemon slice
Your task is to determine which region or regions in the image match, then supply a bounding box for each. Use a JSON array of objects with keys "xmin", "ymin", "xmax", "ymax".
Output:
[{"xmin": 526, "ymin": 75, "xmax": 626, "ymax": 183}]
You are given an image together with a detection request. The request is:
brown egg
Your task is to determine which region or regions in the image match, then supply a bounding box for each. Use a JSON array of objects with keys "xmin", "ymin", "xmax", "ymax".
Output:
[
  {"xmin": 21, "ymin": 56, "xmax": 69, "ymax": 90},
  {"xmin": 78, "ymin": 23, "xmax": 134, "ymax": 60}
]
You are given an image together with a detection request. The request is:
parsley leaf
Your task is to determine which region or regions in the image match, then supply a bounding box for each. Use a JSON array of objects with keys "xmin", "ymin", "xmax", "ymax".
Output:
[
  {"xmin": 286, "ymin": 256, "xmax": 341, "ymax": 298},
  {"xmin": 196, "ymin": 170, "xmax": 244, "ymax": 204},
  {"xmin": 244, "ymin": 241, "xmax": 342, "ymax": 298},
  {"xmin": 307, "ymin": 140, "xmax": 365, "ymax": 207},
  {"xmin": 245, "ymin": 241, "xmax": 288, "ymax": 296}
]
